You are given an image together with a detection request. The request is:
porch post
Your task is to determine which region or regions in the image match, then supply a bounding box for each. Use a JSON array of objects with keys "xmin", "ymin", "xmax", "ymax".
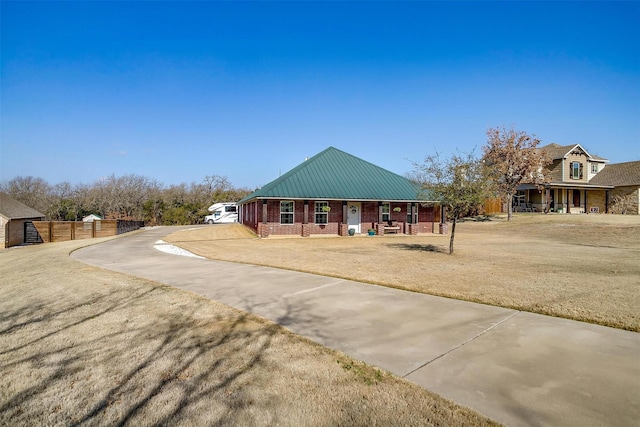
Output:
[
  {"xmin": 260, "ymin": 200, "xmax": 269, "ymax": 238},
  {"xmin": 377, "ymin": 201, "xmax": 385, "ymax": 236},
  {"xmin": 262, "ymin": 200, "xmax": 268, "ymax": 224},
  {"xmin": 303, "ymin": 200, "xmax": 309, "ymax": 224},
  {"xmin": 439, "ymin": 205, "xmax": 448, "ymax": 234},
  {"xmin": 545, "ymin": 184, "xmax": 550, "ymax": 213},
  {"xmin": 341, "ymin": 201, "xmax": 349, "ymax": 236},
  {"xmin": 585, "ymin": 190, "xmax": 588, "ymax": 214}
]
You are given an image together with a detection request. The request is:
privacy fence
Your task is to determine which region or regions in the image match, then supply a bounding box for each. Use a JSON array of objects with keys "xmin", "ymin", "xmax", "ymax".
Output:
[{"xmin": 27, "ymin": 220, "xmax": 144, "ymax": 244}]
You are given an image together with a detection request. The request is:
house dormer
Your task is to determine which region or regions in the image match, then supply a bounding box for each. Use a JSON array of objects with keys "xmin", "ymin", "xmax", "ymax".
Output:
[{"xmin": 540, "ymin": 143, "xmax": 609, "ymax": 184}]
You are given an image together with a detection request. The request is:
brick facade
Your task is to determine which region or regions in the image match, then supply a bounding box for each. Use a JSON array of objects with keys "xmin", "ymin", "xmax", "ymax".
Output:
[
  {"xmin": 244, "ymin": 200, "xmax": 442, "ymax": 238},
  {"xmin": 1, "ymin": 217, "xmax": 45, "ymax": 248}
]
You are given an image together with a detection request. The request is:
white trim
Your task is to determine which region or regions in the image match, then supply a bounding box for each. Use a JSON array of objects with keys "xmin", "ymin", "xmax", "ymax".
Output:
[{"xmin": 280, "ymin": 200, "xmax": 295, "ymax": 224}]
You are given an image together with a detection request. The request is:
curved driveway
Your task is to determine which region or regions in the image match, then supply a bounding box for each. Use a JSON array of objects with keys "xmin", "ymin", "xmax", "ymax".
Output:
[{"xmin": 72, "ymin": 226, "xmax": 640, "ymax": 427}]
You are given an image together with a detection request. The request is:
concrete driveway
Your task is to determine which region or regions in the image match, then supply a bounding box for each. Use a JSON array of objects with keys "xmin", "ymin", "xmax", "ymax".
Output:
[{"xmin": 72, "ymin": 226, "xmax": 640, "ymax": 427}]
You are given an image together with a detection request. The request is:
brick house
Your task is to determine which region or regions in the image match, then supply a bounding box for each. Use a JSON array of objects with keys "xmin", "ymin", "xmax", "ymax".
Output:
[
  {"xmin": 238, "ymin": 147, "xmax": 444, "ymax": 237},
  {"xmin": 516, "ymin": 143, "xmax": 639, "ymax": 214},
  {"xmin": 0, "ymin": 192, "xmax": 46, "ymax": 248}
]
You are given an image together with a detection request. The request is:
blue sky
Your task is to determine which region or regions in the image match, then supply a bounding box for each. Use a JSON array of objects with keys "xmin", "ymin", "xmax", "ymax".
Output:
[{"xmin": 2, "ymin": 1, "xmax": 639, "ymax": 189}]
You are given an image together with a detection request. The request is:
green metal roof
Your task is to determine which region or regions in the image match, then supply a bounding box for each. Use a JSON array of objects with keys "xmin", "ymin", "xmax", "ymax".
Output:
[{"xmin": 239, "ymin": 147, "xmax": 433, "ymax": 203}]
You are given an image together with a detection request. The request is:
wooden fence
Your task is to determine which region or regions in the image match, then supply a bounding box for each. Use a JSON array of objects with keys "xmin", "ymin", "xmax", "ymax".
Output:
[
  {"xmin": 482, "ymin": 198, "xmax": 504, "ymax": 215},
  {"xmin": 29, "ymin": 220, "xmax": 144, "ymax": 244}
]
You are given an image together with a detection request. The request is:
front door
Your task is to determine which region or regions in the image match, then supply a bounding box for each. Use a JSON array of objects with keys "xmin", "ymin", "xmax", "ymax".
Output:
[
  {"xmin": 347, "ymin": 202, "xmax": 361, "ymax": 234},
  {"xmin": 573, "ymin": 189, "xmax": 581, "ymax": 207}
]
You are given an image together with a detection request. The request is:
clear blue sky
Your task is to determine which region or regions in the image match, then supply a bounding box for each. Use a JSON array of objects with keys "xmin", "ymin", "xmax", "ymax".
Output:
[{"xmin": 2, "ymin": 1, "xmax": 639, "ymax": 189}]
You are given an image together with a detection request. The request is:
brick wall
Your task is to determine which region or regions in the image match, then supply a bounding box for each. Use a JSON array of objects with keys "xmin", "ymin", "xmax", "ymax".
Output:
[
  {"xmin": 261, "ymin": 223, "xmax": 303, "ymax": 237},
  {"xmin": 586, "ymin": 190, "xmax": 607, "ymax": 214},
  {"xmin": 0, "ymin": 217, "xmax": 6, "ymax": 249},
  {"xmin": 8, "ymin": 219, "xmax": 29, "ymax": 246},
  {"xmin": 2, "ymin": 217, "xmax": 46, "ymax": 247},
  {"xmin": 249, "ymin": 199, "xmax": 442, "ymax": 237}
]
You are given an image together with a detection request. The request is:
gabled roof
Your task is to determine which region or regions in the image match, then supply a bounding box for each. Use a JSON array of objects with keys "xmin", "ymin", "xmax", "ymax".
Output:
[
  {"xmin": 589, "ymin": 161, "xmax": 640, "ymax": 187},
  {"xmin": 0, "ymin": 192, "xmax": 45, "ymax": 220},
  {"xmin": 540, "ymin": 143, "xmax": 608, "ymax": 162},
  {"xmin": 239, "ymin": 147, "xmax": 433, "ymax": 203}
]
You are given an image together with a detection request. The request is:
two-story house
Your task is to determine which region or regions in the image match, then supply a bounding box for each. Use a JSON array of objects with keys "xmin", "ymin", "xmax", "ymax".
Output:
[{"xmin": 516, "ymin": 143, "xmax": 640, "ymax": 214}]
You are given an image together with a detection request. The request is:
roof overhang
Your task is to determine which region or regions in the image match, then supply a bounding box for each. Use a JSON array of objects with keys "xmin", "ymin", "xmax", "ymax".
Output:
[
  {"xmin": 519, "ymin": 183, "xmax": 614, "ymax": 190},
  {"xmin": 239, "ymin": 196, "xmax": 439, "ymax": 204}
]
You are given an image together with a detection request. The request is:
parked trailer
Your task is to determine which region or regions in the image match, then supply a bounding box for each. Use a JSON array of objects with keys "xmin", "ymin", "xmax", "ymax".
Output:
[{"xmin": 204, "ymin": 203, "xmax": 238, "ymax": 224}]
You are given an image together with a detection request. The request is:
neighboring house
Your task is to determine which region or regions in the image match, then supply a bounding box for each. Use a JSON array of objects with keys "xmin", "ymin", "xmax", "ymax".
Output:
[
  {"xmin": 516, "ymin": 143, "xmax": 639, "ymax": 214},
  {"xmin": 82, "ymin": 214, "xmax": 103, "ymax": 222},
  {"xmin": 0, "ymin": 192, "xmax": 46, "ymax": 248},
  {"xmin": 590, "ymin": 161, "xmax": 640, "ymax": 214},
  {"xmin": 238, "ymin": 147, "xmax": 443, "ymax": 238}
]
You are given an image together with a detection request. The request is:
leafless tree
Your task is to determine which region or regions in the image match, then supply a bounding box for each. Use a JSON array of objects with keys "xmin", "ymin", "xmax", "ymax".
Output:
[
  {"xmin": 482, "ymin": 127, "xmax": 549, "ymax": 221},
  {"xmin": 1, "ymin": 173, "xmax": 249, "ymax": 224},
  {"xmin": 1, "ymin": 176, "xmax": 52, "ymax": 214},
  {"xmin": 413, "ymin": 151, "xmax": 490, "ymax": 254}
]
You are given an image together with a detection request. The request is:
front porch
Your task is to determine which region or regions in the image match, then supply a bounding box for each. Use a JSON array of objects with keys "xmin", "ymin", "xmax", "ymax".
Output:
[
  {"xmin": 516, "ymin": 184, "xmax": 613, "ymax": 214},
  {"xmin": 240, "ymin": 200, "xmax": 445, "ymax": 238}
]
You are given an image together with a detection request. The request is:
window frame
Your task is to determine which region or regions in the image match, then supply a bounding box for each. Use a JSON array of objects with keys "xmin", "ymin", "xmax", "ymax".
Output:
[
  {"xmin": 591, "ymin": 163, "xmax": 598, "ymax": 174},
  {"xmin": 571, "ymin": 162, "xmax": 581, "ymax": 179},
  {"xmin": 280, "ymin": 201, "xmax": 294, "ymax": 224},
  {"xmin": 382, "ymin": 203, "xmax": 390, "ymax": 222},
  {"xmin": 314, "ymin": 201, "xmax": 329, "ymax": 224}
]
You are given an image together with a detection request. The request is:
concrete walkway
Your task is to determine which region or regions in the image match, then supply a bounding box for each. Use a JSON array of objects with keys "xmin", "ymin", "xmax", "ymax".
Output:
[{"xmin": 72, "ymin": 226, "xmax": 640, "ymax": 427}]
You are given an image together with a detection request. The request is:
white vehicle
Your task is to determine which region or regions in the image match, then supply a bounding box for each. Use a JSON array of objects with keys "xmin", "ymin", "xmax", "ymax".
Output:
[{"xmin": 204, "ymin": 203, "xmax": 238, "ymax": 224}]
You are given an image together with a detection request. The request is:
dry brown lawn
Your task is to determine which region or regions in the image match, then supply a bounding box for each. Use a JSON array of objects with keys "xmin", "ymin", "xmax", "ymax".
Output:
[
  {"xmin": 166, "ymin": 214, "xmax": 640, "ymax": 332},
  {"xmin": 0, "ymin": 238, "xmax": 497, "ymax": 426}
]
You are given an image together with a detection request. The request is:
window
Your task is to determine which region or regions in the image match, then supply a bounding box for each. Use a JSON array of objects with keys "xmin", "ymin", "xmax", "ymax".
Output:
[
  {"xmin": 315, "ymin": 201, "xmax": 329, "ymax": 224},
  {"xmin": 571, "ymin": 162, "xmax": 583, "ymax": 179},
  {"xmin": 591, "ymin": 163, "xmax": 598, "ymax": 174},
  {"xmin": 225, "ymin": 205, "xmax": 237, "ymax": 212},
  {"xmin": 280, "ymin": 201, "xmax": 294, "ymax": 224},
  {"xmin": 382, "ymin": 203, "xmax": 390, "ymax": 222}
]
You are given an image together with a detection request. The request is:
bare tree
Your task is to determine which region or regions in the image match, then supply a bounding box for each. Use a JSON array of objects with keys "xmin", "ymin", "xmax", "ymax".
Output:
[
  {"xmin": 49, "ymin": 181, "xmax": 75, "ymax": 220},
  {"xmin": 482, "ymin": 127, "xmax": 549, "ymax": 221},
  {"xmin": 1, "ymin": 173, "xmax": 250, "ymax": 225},
  {"xmin": 413, "ymin": 151, "xmax": 490, "ymax": 254},
  {"xmin": 1, "ymin": 176, "xmax": 52, "ymax": 215},
  {"xmin": 611, "ymin": 193, "xmax": 637, "ymax": 214}
]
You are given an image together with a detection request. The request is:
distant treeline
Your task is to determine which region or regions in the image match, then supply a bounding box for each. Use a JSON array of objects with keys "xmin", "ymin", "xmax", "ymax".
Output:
[{"xmin": 1, "ymin": 174, "xmax": 252, "ymax": 225}]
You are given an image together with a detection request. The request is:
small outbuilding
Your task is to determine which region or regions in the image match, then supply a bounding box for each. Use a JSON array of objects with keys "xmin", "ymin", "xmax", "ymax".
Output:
[
  {"xmin": 0, "ymin": 192, "xmax": 46, "ymax": 248},
  {"xmin": 82, "ymin": 214, "xmax": 103, "ymax": 222},
  {"xmin": 238, "ymin": 147, "xmax": 444, "ymax": 238}
]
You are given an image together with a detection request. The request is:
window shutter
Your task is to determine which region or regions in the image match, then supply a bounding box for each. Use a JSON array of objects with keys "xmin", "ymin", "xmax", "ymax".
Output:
[{"xmin": 579, "ymin": 163, "xmax": 583, "ymax": 179}]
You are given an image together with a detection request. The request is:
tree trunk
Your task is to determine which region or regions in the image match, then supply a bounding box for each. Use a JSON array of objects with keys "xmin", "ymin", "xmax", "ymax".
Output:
[
  {"xmin": 507, "ymin": 194, "xmax": 513, "ymax": 221},
  {"xmin": 449, "ymin": 216, "xmax": 457, "ymax": 254}
]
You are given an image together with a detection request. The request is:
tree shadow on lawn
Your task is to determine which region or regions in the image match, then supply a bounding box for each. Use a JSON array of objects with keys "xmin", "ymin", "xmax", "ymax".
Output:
[
  {"xmin": 0, "ymin": 283, "xmax": 329, "ymax": 426},
  {"xmin": 386, "ymin": 243, "xmax": 444, "ymax": 253}
]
